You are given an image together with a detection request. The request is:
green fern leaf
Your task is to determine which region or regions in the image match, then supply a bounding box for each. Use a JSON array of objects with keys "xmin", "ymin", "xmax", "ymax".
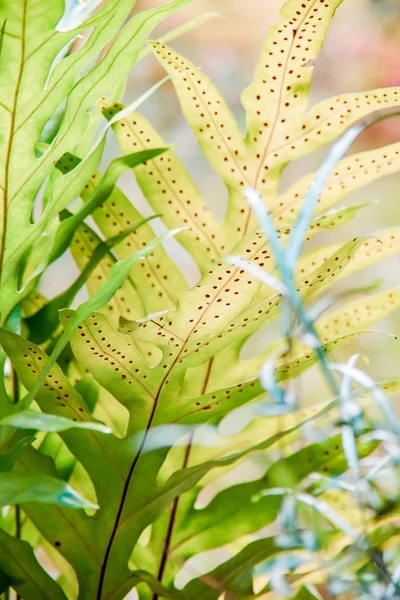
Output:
[
  {"xmin": 0, "ymin": 529, "xmax": 67, "ymax": 600},
  {"xmin": 278, "ymin": 141, "xmax": 400, "ymax": 225},
  {"xmin": 150, "ymin": 434, "xmax": 375, "ymax": 580},
  {"xmin": 101, "ymin": 103, "xmax": 225, "ymax": 268},
  {"xmin": 70, "ymin": 223, "xmax": 144, "ymax": 322},
  {"xmin": 0, "ymin": 0, "xmax": 192, "ymax": 324},
  {"xmin": 241, "ymin": 0, "xmax": 344, "ymax": 147},
  {"xmin": 0, "ymin": 326, "xmax": 340, "ymax": 600},
  {"xmin": 81, "ymin": 171, "xmax": 188, "ymax": 311}
]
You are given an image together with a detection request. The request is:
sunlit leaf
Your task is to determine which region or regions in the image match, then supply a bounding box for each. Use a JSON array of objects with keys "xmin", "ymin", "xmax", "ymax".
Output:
[
  {"xmin": 0, "ymin": 529, "xmax": 67, "ymax": 600},
  {"xmin": 0, "ymin": 472, "xmax": 97, "ymax": 509},
  {"xmin": 0, "ymin": 411, "xmax": 111, "ymax": 434}
]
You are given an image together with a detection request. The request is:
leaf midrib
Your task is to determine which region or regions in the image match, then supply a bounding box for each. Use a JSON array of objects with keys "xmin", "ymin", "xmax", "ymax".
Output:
[
  {"xmin": 100, "ymin": 199, "xmax": 179, "ymax": 306},
  {"xmin": 124, "ymin": 119, "xmax": 221, "ymax": 257},
  {"xmin": 13, "ymin": 13, "xmax": 117, "ymax": 136},
  {"xmin": 270, "ymin": 90, "xmax": 398, "ymax": 164},
  {"xmin": 86, "ymin": 321, "xmax": 156, "ymax": 400},
  {"xmin": 252, "ymin": 1, "xmax": 316, "ymax": 191},
  {"xmin": 153, "ymin": 359, "xmax": 213, "ymax": 594},
  {"xmin": 96, "ymin": 310, "xmax": 224, "ymax": 597},
  {"xmin": 0, "ymin": 0, "xmax": 27, "ymax": 288},
  {"xmin": 3, "ymin": 6, "xmax": 187, "ymax": 285},
  {"xmin": 7, "ymin": 1, "xmax": 191, "ymax": 211}
]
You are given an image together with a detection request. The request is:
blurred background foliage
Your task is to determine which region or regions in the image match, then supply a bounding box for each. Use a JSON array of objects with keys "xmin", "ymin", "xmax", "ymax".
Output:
[{"xmin": 41, "ymin": 0, "xmax": 400, "ymax": 403}]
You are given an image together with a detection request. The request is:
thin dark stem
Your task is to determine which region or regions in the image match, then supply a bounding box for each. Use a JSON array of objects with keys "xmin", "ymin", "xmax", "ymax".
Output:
[
  {"xmin": 97, "ymin": 327, "xmax": 207, "ymax": 597},
  {"xmin": 153, "ymin": 439, "xmax": 193, "ymax": 600},
  {"xmin": 152, "ymin": 358, "xmax": 214, "ymax": 600},
  {"xmin": 11, "ymin": 367, "xmax": 19, "ymax": 405},
  {"xmin": 10, "ymin": 370, "xmax": 20, "ymax": 598},
  {"xmin": 200, "ymin": 358, "xmax": 214, "ymax": 397},
  {"xmin": 96, "ymin": 409, "xmax": 156, "ymax": 600},
  {"xmin": 15, "ymin": 505, "xmax": 21, "ymax": 600},
  {"xmin": 12, "ymin": 366, "xmax": 21, "ymax": 600}
]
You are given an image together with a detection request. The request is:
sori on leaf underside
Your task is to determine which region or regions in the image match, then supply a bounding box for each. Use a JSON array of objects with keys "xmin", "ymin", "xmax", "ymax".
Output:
[{"xmin": 1, "ymin": 1, "xmax": 400, "ymax": 599}]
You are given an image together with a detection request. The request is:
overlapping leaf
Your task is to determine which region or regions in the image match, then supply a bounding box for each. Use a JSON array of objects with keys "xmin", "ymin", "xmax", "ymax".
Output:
[
  {"xmin": 0, "ymin": 327, "xmax": 351, "ymax": 600},
  {"xmin": 101, "ymin": 103, "xmax": 225, "ymax": 270},
  {"xmin": 0, "ymin": 0, "xmax": 192, "ymax": 324},
  {"xmin": 3, "ymin": 0, "xmax": 400, "ymax": 598}
]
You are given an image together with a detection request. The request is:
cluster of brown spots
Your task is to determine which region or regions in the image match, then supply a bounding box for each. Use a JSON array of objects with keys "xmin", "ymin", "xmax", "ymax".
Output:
[
  {"xmin": 71, "ymin": 315, "xmax": 172, "ymax": 403},
  {"xmin": 100, "ymin": 102, "xmax": 123, "ymax": 120},
  {"xmin": 276, "ymin": 143, "xmax": 400, "ymax": 222},
  {"xmin": 348, "ymin": 233, "xmax": 400, "ymax": 270},
  {"xmin": 81, "ymin": 177, "xmax": 188, "ymax": 314},
  {"xmin": 110, "ymin": 106, "xmax": 223, "ymax": 257},
  {"xmin": 20, "ymin": 345, "xmax": 87, "ymax": 420},
  {"xmin": 171, "ymin": 233, "xmax": 276, "ymax": 343},
  {"xmin": 318, "ymin": 290, "xmax": 400, "ymax": 341},
  {"xmin": 80, "ymin": 168, "xmax": 186, "ymax": 312},
  {"xmin": 277, "ymin": 336, "xmax": 348, "ymax": 379},
  {"xmin": 244, "ymin": 0, "xmax": 337, "ymax": 174},
  {"xmin": 152, "ymin": 42, "xmax": 252, "ymax": 216},
  {"xmin": 193, "ymin": 379, "xmax": 261, "ymax": 415},
  {"xmin": 55, "ymin": 152, "xmax": 81, "ymax": 174},
  {"xmin": 58, "ymin": 1, "xmax": 400, "ymax": 438},
  {"xmin": 180, "ymin": 292, "xmax": 282, "ymax": 365},
  {"xmin": 244, "ymin": 0, "xmax": 400, "ymax": 192},
  {"xmin": 288, "ymin": 89, "xmax": 400, "ymax": 162},
  {"xmin": 296, "ymin": 242, "xmax": 362, "ymax": 296}
]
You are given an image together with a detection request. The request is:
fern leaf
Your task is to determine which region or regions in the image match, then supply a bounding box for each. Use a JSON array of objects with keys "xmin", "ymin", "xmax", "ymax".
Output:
[
  {"xmin": 101, "ymin": 102, "xmax": 225, "ymax": 268},
  {"xmin": 80, "ymin": 170, "xmax": 189, "ymax": 309},
  {"xmin": 61, "ymin": 311, "xmax": 159, "ymax": 430},
  {"xmin": 0, "ymin": 0, "xmax": 192, "ymax": 324},
  {"xmin": 152, "ymin": 4, "xmax": 400, "ymax": 227},
  {"xmin": 300, "ymin": 227, "xmax": 400, "ymax": 289},
  {"xmin": 4, "ymin": 0, "xmax": 400, "ymax": 597},
  {"xmin": 21, "ymin": 292, "xmax": 48, "ymax": 318},
  {"xmin": 242, "ymin": 0, "xmax": 344, "ymax": 150},
  {"xmin": 151, "ymin": 43, "xmax": 247, "ymax": 191},
  {"xmin": 277, "ymin": 141, "xmax": 400, "ymax": 224},
  {"xmin": 207, "ymin": 287, "xmax": 400, "ymax": 390},
  {"xmin": 55, "ymin": 150, "xmax": 189, "ymax": 314},
  {"xmin": 161, "ymin": 435, "xmax": 374, "ymax": 568},
  {"xmin": 0, "ymin": 324, "xmax": 350, "ymax": 600},
  {"xmin": 17, "ymin": 447, "xmax": 103, "ymax": 599},
  {"xmin": 70, "ymin": 223, "xmax": 144, "ymax": 322},
  {"xmin": 0, "ymin": 330, "xmax": 126, "ymax": 497},
  {"xmin": 0, "ymin": 528, "xmax": 68, "ymax": 600},
  {"xmin": 151, "ymin": 43, "xmax": 254, "ymax": 233},
  {"xmin": 316, "ymin": 287, "xmax": 400, "ymax": 342},
  {"xmin": 275, "ymin": 289, "xmax": 400, "ymax": 380},
  {"xmin": 298, "ymin": 88, "xmax": 400, "ymax": 158},
  {"xmin": 183, "ymin": 239, "xmax": 365, "ymax": 371}
]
